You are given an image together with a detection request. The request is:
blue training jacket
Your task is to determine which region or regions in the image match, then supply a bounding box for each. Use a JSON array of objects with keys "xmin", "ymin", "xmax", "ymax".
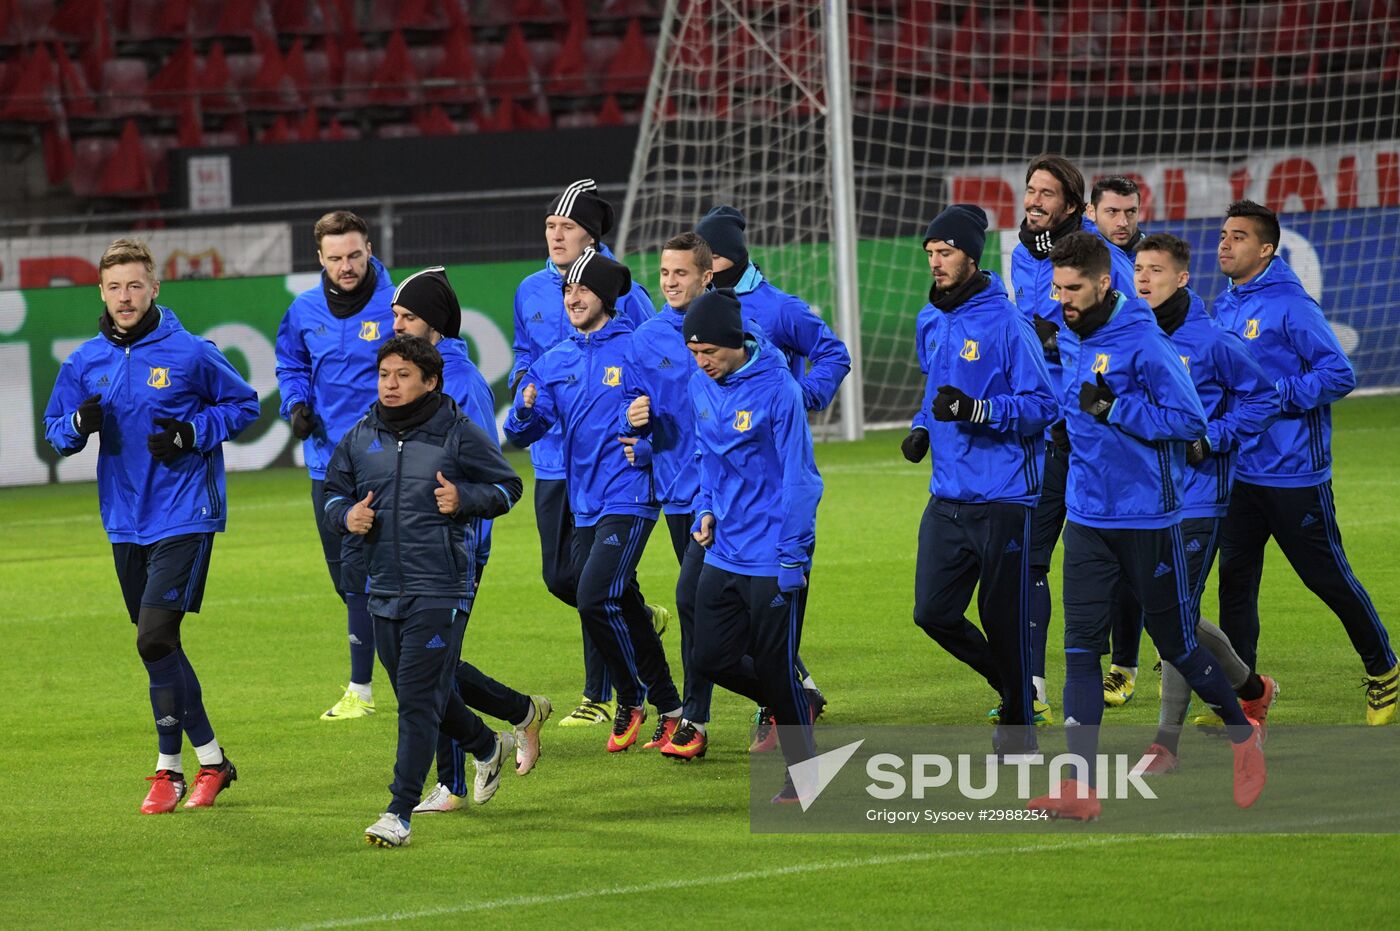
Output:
[
  {"xmin": 731, "ymin": 263, "xmax": 851, "ymax": 411},
  {"xmin": 910, "ymin": 271, "xmax": 1057, "ymax": 506},
  {"xmin": 1211, "ymin": 257, "xmax": 1355, "ymax": 487},
  {"xmin": 619, "ymin": 305, "xmax": 699, "ymax": 514},
  {"xmin": 690, "ymin": 335, "xmax": 824, "ymax": 576},
  {"xmin": 1167, "ymin": 290, "xmax": 1281, "ymax": 518},
  {"xmin": 440, "ymin": 336, "xmax": 500, "ymax": 569},
  {"xmin": 509, "ymin": 243, "xmax": 654, "ymax": 480},
  {"xmin": 505, "ymin": 313, "xmax": 658, "ymax": 525},
  {"xmin": 274, "ymin": 256, "xmax": 395, "ymax": 480},
  {"xmin": 1059, "ymin": 292, "xmax": 1207, "ymax": 529},
  {"xmin": 44, "ymin": 307, "xmax": 260, "ymax": 544}
]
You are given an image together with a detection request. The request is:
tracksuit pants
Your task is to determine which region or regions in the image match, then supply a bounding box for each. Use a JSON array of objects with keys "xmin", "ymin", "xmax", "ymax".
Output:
[
  {"xmin": 535, "ymin": 478, "xmax": 611, "ymax": 702},
  {"xmin": 665, "ymin": 513, "xmax": 715, "ymax": 724},
  {"xmin": 913, "ymin": 497, "xmax": 1034, "ymax": 727},
  {"xmin": 1219, "ymin": 480, "xmax": 1394, "ymax": 675},
  {"xmin": 693, "ymin": 565, "xmax": 815, "ymax": 771},
  {"xmin": 573, "ymin": 515, "xmax": 681, "ymax": 712},
  {"xmin": 1028, "ymin": 442, "xmax": 1069, "ymax": 681}
]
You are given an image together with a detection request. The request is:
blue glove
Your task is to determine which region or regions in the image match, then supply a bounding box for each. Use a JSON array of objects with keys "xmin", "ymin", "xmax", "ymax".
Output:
[
  {"xmin": 624, "ymin": 436, "xmax": 652, "ymax": 468},
  {"xmin": 777, "ymin": 564, "xmax": 807, "ymax": 593}
]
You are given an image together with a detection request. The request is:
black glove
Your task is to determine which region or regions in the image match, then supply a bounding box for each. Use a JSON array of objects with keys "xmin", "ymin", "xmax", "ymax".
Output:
[
  {"xmin": 75, "ymin": 393, "xmax": 103, "ymax": 435},
  {"xmin": 1078, "ymin": 372, "xmax": 1116, "ymax": 424},
  {"xmin": 1186, "ymin": 437, "xmax": 1211, "ymax": 465},
  {"xmin": 1032, "ymin": 315, "xmax": 1060, "ymax": 363},
  {"xmin": 147, "ymin": 418, "xmax": 195, "ymax": 463},
  {"xmin": 901, "ymin": 429, "xmax": 929, "ymax": 463},
  {"xmin": 289, "ymin": 403, "xmax": 316, "ymax": 440},
  {"xmin": 933, "ymin": 385, "xmax": 988, "ymax": 424},
  {"xmin": 1050, "ymin": 419, "xmax": 1071, "ymax": 454}
]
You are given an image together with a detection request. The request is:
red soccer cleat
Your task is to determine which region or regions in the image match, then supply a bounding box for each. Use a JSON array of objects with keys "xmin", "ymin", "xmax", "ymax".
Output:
[
  {"xmin": 660, "ymin": 721, "xmax": 708, "ymax": 760},
  {"xmin": 185, "ymin": 756, "xmax": 238, "ymax": 809},
  {"xmin": 141, "ymin": 769, "xmax": 187, "ymax": 814},
  {"xmin": 1232, "ymin": 726, "xmax": 1267, "ymax": 809},
  {"xmin": 1240, "ymin": 675, "xmax": 1279, "ymax": 745},
  {"xmin": 1028, "ymin": 779, "xmax": 1101, "ymax": 821},
  {"xmin": 606, "ymin": 705, "xmax": 646, "ymax": 753},
  {"xmin": 749, "ymin": 707, "xmax": 777, "ymax": 753},
  {"xmin": 1138, "ymin": 743, "xmax": 1179, "ymax": 775},
  {"xmin": 642, "ymin": 715, "xmax": 679, "ymax": 750}
]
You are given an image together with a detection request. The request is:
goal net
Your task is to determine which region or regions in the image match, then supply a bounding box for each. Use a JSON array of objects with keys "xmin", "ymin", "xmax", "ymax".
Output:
[{"xmin": 619, "ymin": 0, "xmax": 1400, "ymax": 433}]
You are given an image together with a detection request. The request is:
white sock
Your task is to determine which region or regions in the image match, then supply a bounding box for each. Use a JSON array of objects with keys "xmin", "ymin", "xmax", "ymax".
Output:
[
  {"xmin": 193, "ymin": 739, "xmax": 223, "ymax": 767},
  {"xmin": 689, "ymin": 720, "xmax": 707, "ymax": 735},
  {"xmin": 801, "ymin": 675, "xmax": 817, "ymax": 690},
  {"xmin": 348, "ymin": 681, "xmax": 372, "ymax": 701},
  {"xmin": 157, "ymin": 753, "xmax": 183, "ymax": 774},
  {"xmin": 661, "ymin": 707, "xmax": 682, "ymax": 719},
  {"xmin": 1113, "ymin": 665, "xmax": 1138, "ymax": 679},
  {"xmin": 1033, "ymin": 676, "xmax": 1047, "ymax": 704}
]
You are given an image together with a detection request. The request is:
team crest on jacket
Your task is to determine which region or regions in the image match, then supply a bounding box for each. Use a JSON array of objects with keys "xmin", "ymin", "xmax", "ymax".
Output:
[
  {"xmin": 602, "ymin": 366, "xmax": 622, "ymax": 386},
  {"xmin": 147, "ymin": 367, "xmax": 171, "ymax": 388},
  {"xmin": 359, "ymin": 321, "xmax": 381, "ymax": 341},
  {"xmin": 733, "ymin": 410, "xmax": 752, "ymax": 432},
  {"xmin": 1091, "ymin": 353, "xmax": 1110, "ymax": 374},
  {"xmin": 1180, "ymin": 354, "xmax": 1191, "ymax": 371},
  {"xmin": 959, "ymin": 339, "xmax": 979, "ymax": 362},
  {"xmin": 1244, "ymin": 319, "xmax": 1260, "ymax": 339}
]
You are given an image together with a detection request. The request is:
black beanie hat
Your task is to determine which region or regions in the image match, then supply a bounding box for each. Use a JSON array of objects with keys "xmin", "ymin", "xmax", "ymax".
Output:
[
  {"xmin": 923, "ymin": 204, "xmax": 989, "ymax": 263},
  {"xmin": 547, "ymin": 178, "xmax": 615, "ymax": 241},
  {"xmin": 392, "ymin": 266, "xmax": 460, "ymax": 338},
  {"xmin": 562, "ymin": 247, "xmax": 632, "ymax": 311},
  {"xmin": 694, "ymin": 205, "xmax": 749, "ymax": 267},
  {"xmin": 683, "ymin": 288, "xmax": 746, "ymax": 349}
]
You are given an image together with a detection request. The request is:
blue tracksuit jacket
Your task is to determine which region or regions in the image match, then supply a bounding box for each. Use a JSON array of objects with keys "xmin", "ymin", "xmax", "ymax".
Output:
[
  {"xmin": 1166, "ymin": 290, "xmax": 1281, "ymax": 518},
  {"xmin": 504, "ymin": 314, "xmax": 658, "ymax": 525},
  {"xmin": 690, "ymin": 335, "xmax": 824, "ymax": 576},
  {"xmin": 1059, "ymin": 292, "xmax": 1207, "ymax": 529},
  {"xmin": 910, "ymin": 271, "xmax": 1057, "ymax": 506},
  {"xmin": 1211, "ymin": 257, "xmax": 1355, "ymax": 487},
  {"xmin": 618, "ymin": 305, "xmax": 699, "ymax": 515},
  {"xmin": 44, "ymin": 307, "xmax": 260, "ymax": 544},
  {"xmin": 440, "ymin": 336, "xmax": 499, "ymax": 569},
  {"xmin": 509, "ymin": 244, "xmax": 654, "ymax": 480},
  {"xmin": 274, "ymin": 256, "xmax": 396, "ymax": 480},
  {"xmin": 731, "ymin": 263, "xmax": 851, "ymax": 411}
]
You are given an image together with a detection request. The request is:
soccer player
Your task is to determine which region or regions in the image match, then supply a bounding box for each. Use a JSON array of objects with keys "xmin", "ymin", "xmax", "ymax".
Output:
[
  {"xmin": 1026, "ymin": 233, "xmax": 1264, "ymax": 820},
  {"xmin": 506, "ymin": 249, "xmax": 683, "ymax": 753},
  {"xmin": 904, "ymin": 206, "xmax": 1056, "ymax": 745},
  {"xmin": 386, "ymin": 269, "xmax": 552, "ymax": 812},
  {"xmin": 275, "ymin": 210, "xmax": 395, "ymax": 721},
  {"xmin": 324, "ymin": 335, "xmax": 523, "ymax": 848},
  {"xmin": 1127, "ymin": 233, "xmax": 1281, "ymax": 771},
  {"xmin": 44, "ymin": 238, "xmax": 259, "ymax": 813},
  {"xmin": 618, "ymin": 232, "xmax": 719, "ymax": 759},
  {"xmin": 509, "ymin": 179, "xmax": 663, "ymax": 728},
  {"xmin": 684, "ymin": 288, "xmax": 824, "ymax": 802},
  {"xmin": 694, "ymin": 204, "xmax": 846, "ymax": 732},
  {"xmin": 1213, "ymin": 200, "xmax": 1397, "ymax": 724}
]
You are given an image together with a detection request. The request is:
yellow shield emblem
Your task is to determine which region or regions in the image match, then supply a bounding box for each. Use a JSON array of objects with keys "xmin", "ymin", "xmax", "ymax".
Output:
[
  {"xmin": 1244, "ymin": 319, "xmax": 1260, "ymax": 340},
  {"xmin": 1180, "ymin": 354, "xmax": 1191, "ymax": 371},
  {"xmin": 1091, "ymin": 353, "xmax": 1110, "ymax": 375},
  {"xmin": 959, "ymin": 339, "xmax": 980, "ymax": 362},
  {"xmin": 359, "ymin": 320, "xmax": 381, "ymax": 341},
  {"xmin": 733, "ymin": 410, "xmax": 752, "ymax": 432},
  {"xmin": 602, "ymin": 366, "xmax": 622, "ymax": 387},
  {"xmin": 147, "ymin": 367, "xmax": 170, "ymax": 389}
]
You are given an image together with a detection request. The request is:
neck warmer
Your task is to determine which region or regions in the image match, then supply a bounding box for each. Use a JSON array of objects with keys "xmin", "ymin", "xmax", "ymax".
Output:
[
  {"xmin": 375, "ymin": 390, "xmax": 441, "ymax": 435},
  {"xmin": 99, "ymin": 306, "xmax": 159, "ymax": 346},
  {"xmin": 324, "ymin": 262, "xmax": 379, "ymax": 320},
  {"xmin": 931, "ymin": 269, "xmax": 990, "ymax": 312},
  {"xmin": 711, "ymin": 261, "xmax": 747, "ymax": 290},
  {"xmin": 1152, "ymin": 287, "xmax": 1190, "ymax": 335},
  {"xmin": 1018, "ymin": 212, "xmax": 1083, "ymax": 260},
  {"xmin": 1065, "ymin": 289, "xmax": 1120, "ymax": 339}
]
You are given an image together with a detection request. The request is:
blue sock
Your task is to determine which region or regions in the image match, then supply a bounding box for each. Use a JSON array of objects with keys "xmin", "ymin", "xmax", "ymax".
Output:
[
  {"xmin": 1030, "ymin": 573, "xmax": 1051, "ymax": 678},
  {"xmin": 177, "ymin": 649, "xmax": 215, "ymax": 748},
  {"xmin": 1172, "ymin": 646, "xmax": 1253, "ymax": 742},
  {"xmin": 144, "ymin": 652, "xmax": 186, "ymax": 756},
  {"xmin": 346, "ymin": 592, "xmax": 374, "ymax": 684},
  {"xmin": 1063, "ymin": 650, "xmax": 1103, "ymax": 786}
]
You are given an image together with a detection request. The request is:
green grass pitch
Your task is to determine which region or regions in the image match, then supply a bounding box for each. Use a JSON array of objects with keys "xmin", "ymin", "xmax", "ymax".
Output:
[{"xmin": 2, "ymin": 396, "xmax": 1397, "ymax": 928}]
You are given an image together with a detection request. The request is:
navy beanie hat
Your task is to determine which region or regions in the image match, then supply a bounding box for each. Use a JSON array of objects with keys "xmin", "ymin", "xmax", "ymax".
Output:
[
  {"xmin": 683, "ymin": 288, "xmax": 745, "ymax": 349},
  {"xmin": 695, "ymin": 205, "xmax": 750, "ymax": 267},
  {"xmin": 392, "ymin": 266, "xmax": 460, "ymax": 338},
  {"xmin": 547, "ymin": 178, "xmax": 615, "ymax": 241},
  {"xmin": 562, "ymin": 247, "xmax": 632, "ymax": 311},
  {"xmin": 922, "ymin": 204, "xmax": 989, "ymax": 263}
]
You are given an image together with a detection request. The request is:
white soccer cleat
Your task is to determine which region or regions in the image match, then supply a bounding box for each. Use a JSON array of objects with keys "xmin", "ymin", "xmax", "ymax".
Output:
[
  {"xmin": 413, "ymin": 782, "xmax": 465, "ymax": 814},
  {"xmin": 473, "ymin": 732, "xmax": 516, "ymax": 805},
  {"xmin": 364, "ymin": 812, "xmax": 411, "ymax": 848},
  {"xmin": 515, "ymin": 695, "xmax": 552, "ymax": 775}
]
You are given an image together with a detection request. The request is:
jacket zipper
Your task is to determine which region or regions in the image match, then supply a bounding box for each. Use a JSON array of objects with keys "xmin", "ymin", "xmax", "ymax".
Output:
[{"xmin": 394, "ymin": 437, "xmax": 405, "ymax": 595}]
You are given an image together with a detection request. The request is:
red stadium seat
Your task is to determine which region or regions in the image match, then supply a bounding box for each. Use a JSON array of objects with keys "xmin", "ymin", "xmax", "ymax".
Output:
[
  {"xmin": 271, "ymin": 0, "xmax": 326, "ymax": 37},
  {"xmin": 425, "ymin": 24, "xmax": 484, "ymax": 105},
  {"xmin": 71, "ymin": 136, "xmax": 117, "ymax": 196},
  {"xmin": 601, "ymin": 18, "xmax": 650, "ymax": 94},
  {"xmin": 100, "ymin": 57, "xmax": 153, "ymax": 118},
  {"xmin": 414, "ymin": 103, "xmax": 455, "ymax": 135},
  {"xmin": 339, "ymin": 47, "xmax": 383, "ymax": 107},
  {"xmin": 259, "ymin": 113, "xmax": 293, "ymax": 143},
  {"xmin": 96, "ymin": 118, "xmax": 156, "ymax": 196},
  {"xmin": 0, "ymin": 42, "xmax": 62, "ymax": 122},
  {"xmin": 50, "ymin": 0, "xmax": 104, "ymax": 40},
  {"xmin": 247, "ymin": 32, "xmax": 300, "ymax": 110},
  {"xmin": 199, "ymin": 41, "xmax": 243, "ymax": 113},
  {"xmin": 55, "ymin": 40, "xmax": 97, "ymax": 117},
  {"xmin": 546, "ymin": 18, "xmax": 592, "ymax": 95},
  {"xmin": 487, "ymin": 25, "xmax": 540, "ymax": 98},
  {"xmin": 176, "ymin": 97, "xmax": 203, "ymax": 147},
  {"xmin": 148, "ymin": 39, "xmax": 198, "ymax": 113}
]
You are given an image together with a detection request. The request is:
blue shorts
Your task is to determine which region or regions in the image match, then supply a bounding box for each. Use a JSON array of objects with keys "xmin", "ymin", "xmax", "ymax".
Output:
[{"xmin": 111, "ymin": 532, "xmax": 215, "ymax": 623}]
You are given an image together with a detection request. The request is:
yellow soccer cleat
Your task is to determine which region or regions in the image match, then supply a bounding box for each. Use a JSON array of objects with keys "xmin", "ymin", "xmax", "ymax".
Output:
[
  {"xmin": 1189, "ymin": 710, "xmax": 1225, "ymax": 729},
  {"xmin": 321, "ymin": 688, "xmax": 375, "ymax": 720},
  {"xmin": 986, "ymin": 700, "xmax": 1054, "ymax": 726},
  {"xmin": 558, "ymin": 697, "xmax": 616, "ymax": 728},
  {"xmin": 1102, "ymin": 665, "xmax": 1136, "ymax": 708},
  {"xmin": 1365, "ymin": 664, "xmax": 1398, "ymax": 725},
  {"xmin": 647, "ymin": 603, "xmax": 672, "ymax": 637}
]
